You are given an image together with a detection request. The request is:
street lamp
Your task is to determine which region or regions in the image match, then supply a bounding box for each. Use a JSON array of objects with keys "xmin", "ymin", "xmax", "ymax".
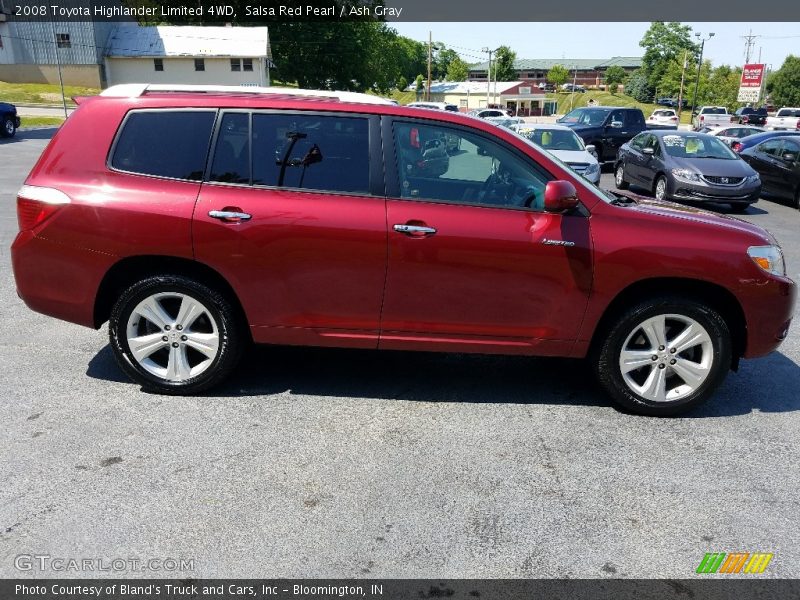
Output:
[{"xmin": 690, "ymin": 32, "xmax": 714, "ymax": 116}]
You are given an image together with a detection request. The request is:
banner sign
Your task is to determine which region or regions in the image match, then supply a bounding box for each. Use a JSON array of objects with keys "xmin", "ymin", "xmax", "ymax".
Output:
[{"xmin": 737, "ymin": 63, "xmax": 765, "ymax": 103}]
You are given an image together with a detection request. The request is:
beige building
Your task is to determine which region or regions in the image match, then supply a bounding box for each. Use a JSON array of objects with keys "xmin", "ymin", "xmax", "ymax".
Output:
[
  {"xmin": 427, "ymin": 81, "xmax": 558, "ymax": 116},
  {"xmin": 104, "ymin": 25, "xmax": 272, "ymax": 87}
]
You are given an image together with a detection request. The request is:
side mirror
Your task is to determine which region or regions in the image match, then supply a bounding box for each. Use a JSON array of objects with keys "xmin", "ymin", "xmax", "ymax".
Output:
[
  {"xmin": 609, "ymin": 121, "xmax": 624, "ymax": 129},
  {"xmin": 642, "ymin": 147, "xmax": 655, "ymax": 156},
  {"xmin": 782, "ymin": 152, "xmax": 797, "ymax": 163},
  {"xmin": 544, "ymin": 180, "xmax": 579, "ymax": 213},
  {"xmin": 585, "ymin": 144, "xmax": 596, "ymax": 154}
]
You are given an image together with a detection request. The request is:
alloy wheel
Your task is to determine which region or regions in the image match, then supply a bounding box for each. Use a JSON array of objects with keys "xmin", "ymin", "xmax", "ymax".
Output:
[
  {"xmin": 618, "ymin": 314, "xmax": 713, "ymax": 403},
  {"xmin": 125, "ymin": 292, "xmax": 220, "ymax": 382}
]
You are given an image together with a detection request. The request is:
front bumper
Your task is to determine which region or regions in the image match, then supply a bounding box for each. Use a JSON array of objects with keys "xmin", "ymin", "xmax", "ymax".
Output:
[
  {"xmin": 669, "ymin": 178, "xmax": 761, "ymax": 205},
  {"xmin": 741, "ymin": 275, "xmax": 797, "ymax": 358}
]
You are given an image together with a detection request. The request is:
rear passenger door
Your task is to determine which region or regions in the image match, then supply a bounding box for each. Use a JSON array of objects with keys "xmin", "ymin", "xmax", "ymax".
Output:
[{"xmin": 193, "ymin": 111, "xmax": 388, "ymax": 348}]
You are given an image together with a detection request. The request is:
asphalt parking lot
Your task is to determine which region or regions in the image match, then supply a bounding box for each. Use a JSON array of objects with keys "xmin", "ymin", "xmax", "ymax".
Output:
[{"xmin": 1, "ymin": 128, "xmax": 799, "ymax": 579}]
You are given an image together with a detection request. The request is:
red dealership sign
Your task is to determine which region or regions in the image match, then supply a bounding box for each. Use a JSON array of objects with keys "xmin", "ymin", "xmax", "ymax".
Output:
[{"xmin": 740, "ymin": 64, "xmax": 765, "ymax": 88}]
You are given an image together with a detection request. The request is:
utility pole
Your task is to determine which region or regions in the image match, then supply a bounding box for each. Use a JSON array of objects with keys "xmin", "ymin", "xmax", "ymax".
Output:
[
  {"xmin": 482, "ymin": 47, "xmax": 494, "ymax": 108},
  {"xmin": 569, "ymin": 65, "xmax": 578, "ymax": 111},
  {"xmin": 742, "ymin": 29, "xmax": 758, "ymax": 64},
  {"xmin": 50, "ymin": 21, "xmax": 68, "ymax": 119},
  {"xmin": 691, "ymin": 32, "xmax": 714, "ymax": 115},
  {"xmin": 677, "ymin": 49, "xmax": 688, "ymax": 122},
  {"xmin": 426, "ymin": 30, "xmax": 432, "ymax": 101}
]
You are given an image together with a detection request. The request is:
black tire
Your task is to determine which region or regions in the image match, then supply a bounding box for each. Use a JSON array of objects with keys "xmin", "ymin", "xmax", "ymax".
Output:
[
  {"xmin": 614, "ymin": 163, "xmax": 629, "ymax": 190},
  {"xmin": 109, "ymin": 275, "xmax": 244, "ymax": 394},
  {"xmin": 2, "ymin": 116, "xmax": 16, "ymax": 138},
  {"xmin": 592, "ymin": 296, "xmax": 731, "ymax": 416}
]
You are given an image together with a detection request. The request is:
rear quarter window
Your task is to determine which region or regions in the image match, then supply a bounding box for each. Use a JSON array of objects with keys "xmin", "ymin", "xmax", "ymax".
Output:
[{"xmin": 111, "ymin": 110, "xmax": 216, "ymax": 180}]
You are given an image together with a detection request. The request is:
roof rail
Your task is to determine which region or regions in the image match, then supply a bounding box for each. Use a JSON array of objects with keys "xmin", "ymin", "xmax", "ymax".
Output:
[{"xmin": 99, "ymin": 83, "xmax": 394, "ymax": 105}]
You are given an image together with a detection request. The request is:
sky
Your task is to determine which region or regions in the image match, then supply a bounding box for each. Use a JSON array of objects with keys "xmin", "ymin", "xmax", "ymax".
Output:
[{"xmin": 390, "ymin": 22, "xmax": 800, "ymax": 71}]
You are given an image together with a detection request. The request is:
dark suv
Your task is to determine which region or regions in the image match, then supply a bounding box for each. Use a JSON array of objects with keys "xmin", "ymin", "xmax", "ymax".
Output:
[{"xmin": 10, "ymin": 84, "xmax": 796, "ymax": 416}]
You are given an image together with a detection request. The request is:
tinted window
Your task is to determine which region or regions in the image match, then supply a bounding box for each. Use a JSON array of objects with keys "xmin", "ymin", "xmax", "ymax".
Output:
[
  {"xmin": 210, "ymin": 113, "xmax": 250, "ymax": 184},
  {"xmin": 776, "ymin": 109, "xmax": 800, "ymax": 117},
  {"xmin": 758, "ymin": 140, "xmax": 784, "ymax": 156},
  {"xmin": 782, "ymin": 140, "xmax": 800, "ymax": 158},
  {"xmin": 393, "ymin": 122, "xmax": 551, "ymax": 210},
  {"xmin": 111, "ymin": 111, "xmax": 215, "ymax": 180},
  {"xmin": 252, "ymin": 114, "xmax": 369, "ymax": 193}
]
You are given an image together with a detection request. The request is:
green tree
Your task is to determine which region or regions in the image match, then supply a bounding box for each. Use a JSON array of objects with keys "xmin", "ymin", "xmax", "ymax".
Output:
[
  {"xmin": 604, "ymin": 65, "xmax": 627, "ymax": 95},
  {"xmin": 638, "ymin": 22, "xmax": 698, "ymax": 101},
  {"xmin": 547, "ymin": 64, "xmax": 570, "ymax": 88},
  {"xmin": 767, "ymin": 55, "xmax": 800, "ymax": 107},
  {"xmin": 446, "ymin": 57, "xmax": 470, "ymax": 82},
  {"xmin": 493, "ymin": 46, "xmax": 518, "ymax": 81},
  {"xmin": 397, "ymin": 76, "xmax": 408, "ymax": 92},
  {"xmin": 434, "ymin": 47, "xmax": 460, "ymax": 80},
  {"xmin": 707, "ymin": 65, "xmax": 742, "ymax": 110},
  {"xmin": 270, "ymin": 21, "xmax": 401, "ymax": 92},
  {"xmin": 625, "ymin": 70, "xmax": 652, "ymax": 102}
]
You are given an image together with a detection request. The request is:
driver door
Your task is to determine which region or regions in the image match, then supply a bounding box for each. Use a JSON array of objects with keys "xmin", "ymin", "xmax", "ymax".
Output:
[{"xmin": 379, "ymin": 119, "xmax": 593, "ymax": 355}]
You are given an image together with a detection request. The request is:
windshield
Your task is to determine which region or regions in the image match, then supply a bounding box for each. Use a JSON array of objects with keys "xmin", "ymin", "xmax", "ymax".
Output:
[
  {"xmin": 702, "ymin": 107, "xmax": 727, "ymax": 114},
  {"xmin": 652, "ymin": 110, "xmax": 674, "ymax": 117},
  {"xmin": 776, "ymin": 108, "xmax": 800, "ymax": 117},
  {"xmin": 517, "ymin": 128, "xmax": 584, "ymax": 151},
  {"xmin": 661, "ymin": 134, "xmax": 737, "ymax": 159},
  {"xmin": 558, "ymin": 108, "xmax": 612, "ymax": 126}
]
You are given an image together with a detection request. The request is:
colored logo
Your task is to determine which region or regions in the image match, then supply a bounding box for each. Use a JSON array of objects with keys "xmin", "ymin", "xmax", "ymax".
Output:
[{"xmin": 697, "ymin": 552, "xmax": 773, "ymax": 574}]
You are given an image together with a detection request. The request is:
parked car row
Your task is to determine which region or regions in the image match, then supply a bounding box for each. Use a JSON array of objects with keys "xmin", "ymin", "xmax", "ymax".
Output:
[
  {"xmin": 657, "ymin": 97, "xmax": 688, "ymax": 109},
  {"xmin": 615, "ymin": 129, "xmax": 800, "ymax": 210},
  {"xmin": 11, "ymin": 83, "xmax": 795, "ymax": 416}
]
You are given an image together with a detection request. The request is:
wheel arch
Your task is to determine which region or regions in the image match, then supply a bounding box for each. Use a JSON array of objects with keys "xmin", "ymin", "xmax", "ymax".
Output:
[
  {"xmin": 94, "ymin": 255, "xmax": 250, "ymax": 339},
  {"xmin": 589, "ymin": 277, "xmax": 747, "ymax": 370}
]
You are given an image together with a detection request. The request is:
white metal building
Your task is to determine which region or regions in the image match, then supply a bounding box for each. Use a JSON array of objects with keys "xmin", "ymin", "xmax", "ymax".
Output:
[{"xmin": 104, "ymin": 25, "xmax": 272, "ymax": 87}]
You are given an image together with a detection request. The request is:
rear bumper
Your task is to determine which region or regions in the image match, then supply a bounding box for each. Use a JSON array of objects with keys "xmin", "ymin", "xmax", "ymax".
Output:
[{"xmin": 11, "ymin": 230, "xmax": 115, "ymax": 328}]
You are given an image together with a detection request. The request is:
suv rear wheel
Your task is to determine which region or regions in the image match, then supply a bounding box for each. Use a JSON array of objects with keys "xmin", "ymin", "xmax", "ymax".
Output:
[
  {"xmin": 593, "ymin": 296, "xmax": 731, "ymax": 416},
  {"xmin": 109, "ymin": 275, "xmax": 243, "ymax": 394}
]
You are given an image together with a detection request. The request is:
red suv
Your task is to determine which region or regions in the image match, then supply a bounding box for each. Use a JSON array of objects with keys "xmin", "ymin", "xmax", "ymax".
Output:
[{"xmin": 11, "ymin": 84, "xmax": 796, "ymax": 416}]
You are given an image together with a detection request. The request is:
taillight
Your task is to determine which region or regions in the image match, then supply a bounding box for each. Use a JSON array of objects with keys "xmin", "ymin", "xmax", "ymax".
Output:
[
  {"xmin": 742, "ymin": 116, "xmax": 749, "ymax": 123},
  {"xmin": 671, "ymin": 117, "xmax": 678, "ymax": 121},
  {"xmin": 16, "ymin": 185, "xmax": 70, "ymax": 231},
  {"xmin": 731, "ymin": 141, "xmax": 744, "ymax": 153},
  {"xmin": 700, "ymin": 115, "xmax": 705, "ymax": 122}
]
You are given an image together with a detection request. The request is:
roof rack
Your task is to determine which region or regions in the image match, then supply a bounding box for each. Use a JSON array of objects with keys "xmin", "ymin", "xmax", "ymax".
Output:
[{"xmin": 99, "ymin": 83, "xmax": 394, "ymax": 105}]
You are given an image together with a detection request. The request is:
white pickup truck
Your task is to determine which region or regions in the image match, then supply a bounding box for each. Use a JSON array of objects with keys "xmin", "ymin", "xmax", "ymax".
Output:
[
  {"xmin": 692, "ymin": 106, "xmax": 733, "ymax": 130},
  {"xmin": 765, "ymin": 107, "xmax": 800, "ymax": 131}
]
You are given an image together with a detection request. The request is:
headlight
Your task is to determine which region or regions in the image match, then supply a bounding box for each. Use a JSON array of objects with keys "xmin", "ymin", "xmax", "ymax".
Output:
[
  {"xmin": 584, "ymin": 162, "xmax": 600, "ymax": 175},
  {"xmin": 748, "ymin": 245, "xmax": 786, "ymax": 277},
  {"xmin": 671, "ymin": 168, "xmax": 701, "ymax": 181},
  {"xmin": 745, "ymin": 173, "xmax": 760, "ymax": 184}
]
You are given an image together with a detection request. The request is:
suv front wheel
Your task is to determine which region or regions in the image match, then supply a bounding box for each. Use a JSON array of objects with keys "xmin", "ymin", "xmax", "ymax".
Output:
[
  {"xmin": 593, "ymin": 296, "xmax": 731, "ymax": 416},
  {"xmin": 109, "ymin": 275, "xmax": 243, "ymax": 394}
]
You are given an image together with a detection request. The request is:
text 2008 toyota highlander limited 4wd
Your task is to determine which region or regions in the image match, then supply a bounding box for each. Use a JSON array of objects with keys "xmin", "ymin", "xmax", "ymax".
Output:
[{"xmin": 10, "ymin": 84, "xmax": 796, "ymax": 416}]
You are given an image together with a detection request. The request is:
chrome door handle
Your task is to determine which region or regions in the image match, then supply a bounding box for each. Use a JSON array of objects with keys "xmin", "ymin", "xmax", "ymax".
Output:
[
  {"xmin": 208, "ymin": 210, "xmax": 252, "ymax": 222},
  {"xmin": 393, "ymin": 224, "xmax": 437, "ymax": 236}
]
